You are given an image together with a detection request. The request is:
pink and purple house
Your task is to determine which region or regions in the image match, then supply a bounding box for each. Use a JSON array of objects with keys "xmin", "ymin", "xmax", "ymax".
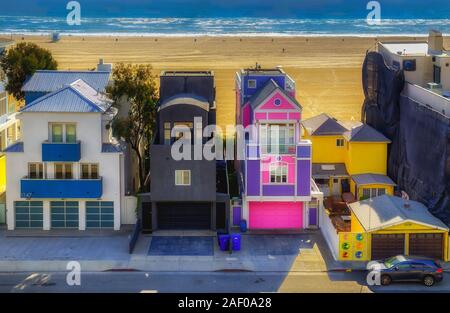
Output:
[{"xmin": 234, "ymin": 66, "xmax": 323, "ymax": 231}]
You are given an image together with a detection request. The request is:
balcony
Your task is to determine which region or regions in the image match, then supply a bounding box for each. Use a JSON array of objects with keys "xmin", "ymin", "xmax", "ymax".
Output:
[
  {"xmin": 246, "ymin": 141, "xmax": 312, "ymax": 158},
  {"xmin": 21, "ymin": 177, "xmax": 102, "ymax": 199},
  {"xmin": 42, "ymin": 141, "xmax": 81, "ymax": 162}
]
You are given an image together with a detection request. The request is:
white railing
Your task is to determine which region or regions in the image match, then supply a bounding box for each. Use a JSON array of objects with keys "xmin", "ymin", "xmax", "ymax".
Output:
[{"xmin": 403, "ymin": 83, "xmax": 450, "ymax": 118}]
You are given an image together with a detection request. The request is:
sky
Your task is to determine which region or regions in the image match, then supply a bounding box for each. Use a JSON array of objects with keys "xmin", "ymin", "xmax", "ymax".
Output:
[{"xmin": 0, "ymin": 0, "xmax": 449, "ymax": 18}]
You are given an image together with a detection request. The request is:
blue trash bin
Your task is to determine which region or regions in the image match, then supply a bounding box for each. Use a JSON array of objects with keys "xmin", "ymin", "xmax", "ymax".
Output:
[
  {"xmin": 231, "ymin": 234, "xmax": 241, "ymax": 251},
  {"xmin": 218, "ymin": 234, "xmax": 230, "ymax": 251},
  {"xmin": 239, "ymin": 220, "xmax": 247, "ymax": 233}
]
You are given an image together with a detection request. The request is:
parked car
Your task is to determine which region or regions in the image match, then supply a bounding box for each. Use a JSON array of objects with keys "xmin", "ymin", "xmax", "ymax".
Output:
[{"xmin": 369, "ymin": 255, "xmax": 444, "ymax": 287}]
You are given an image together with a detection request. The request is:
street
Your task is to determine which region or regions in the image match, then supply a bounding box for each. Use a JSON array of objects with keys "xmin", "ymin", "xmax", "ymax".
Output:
[{"xmin": 0, "ymin": 271, "xmax": 449, "ymax": 293}]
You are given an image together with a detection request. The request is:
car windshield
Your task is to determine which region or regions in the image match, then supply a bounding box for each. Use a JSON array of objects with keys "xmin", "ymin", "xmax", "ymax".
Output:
[{"xmin": 384, "ymin": 255, "xmax": 406, "ymax": 268}]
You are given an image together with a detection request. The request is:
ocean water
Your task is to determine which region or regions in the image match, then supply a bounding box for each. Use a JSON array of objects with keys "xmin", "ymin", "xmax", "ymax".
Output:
[{"xmin": 0, "ymin": 16, "xmax": 449, "ymax": 37}]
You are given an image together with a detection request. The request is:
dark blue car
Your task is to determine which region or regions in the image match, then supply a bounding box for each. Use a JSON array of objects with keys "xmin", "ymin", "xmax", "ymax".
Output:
[{"xmin": 372, "ymin": 255, "xmax": 444, "ymax": 287}]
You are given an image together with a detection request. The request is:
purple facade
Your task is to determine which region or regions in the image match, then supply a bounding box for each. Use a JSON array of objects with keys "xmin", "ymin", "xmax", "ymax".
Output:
[
  {"xmin": 262, "ymin": 185, "xmax": 296, "ymax": 196},
  {"xmin": 246, "ymin": 160, "xmax": 260, "ymax": 196},
  {"xmin": 297, "ymin": 159, "xmax": 311, "ymax": 196}
]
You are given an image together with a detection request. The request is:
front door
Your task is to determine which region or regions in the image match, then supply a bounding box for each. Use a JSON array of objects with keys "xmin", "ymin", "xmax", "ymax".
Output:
[
  {"xmin": 308, "ymin": 207, "xmax": 318, "ymax": 228},
  {"xmin": 331, "ymin": 178, "xmax": 341, "ymax": 196}
]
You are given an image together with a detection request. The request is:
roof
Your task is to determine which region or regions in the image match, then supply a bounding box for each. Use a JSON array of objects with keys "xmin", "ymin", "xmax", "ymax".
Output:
[
  {"xmin": 343, "ymin": 124, "xmax": 391, "ymax": 143},
  {"xmin": 102, "ymin": 142, "xmax": 125, "ymax": 153},
  {"xmin": 22, "ymin": 70, "xmax": 110, "ymax": 93},
  {"xmin": 249, "ymin": 79, "xmax": 301, "ymax": 110},
  {"xmin": 352, "ymin": 173, "xmax": 396, "ymax": 186},
  {"xmin": 348, "ymin": 195, "xmax": 449, "ymax": 232},
  {"xmin": 240, "ymin": 68, "xmax": 285, "ymax": 76},
  {"xmin": 161, "ymin": 71, "xmax": 213, "ymax": 77},
  {"xmin": 302, "ymin": 113, "xmax": 348, "ymax": 136},
  {"xmin": 158, "ymin": 94, "xmax": 210, "ymax": 112},
  {"xmin": 21, "ymin": 79, "xmax": 113, "ymax": 113},
  {"xmin": 380, "ymin": 42, "xmax": 429, "ymax": 56},
  {"xmin": 312, "ymin": 163, "xmax": 349, "ymax": 178},
  {"xmin": 3, "ymin": 141, "xmax": 23, "ymax": 153}
]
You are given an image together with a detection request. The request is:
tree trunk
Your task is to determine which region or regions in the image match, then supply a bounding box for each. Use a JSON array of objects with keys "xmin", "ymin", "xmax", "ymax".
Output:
[{"xmin": 134, "ymin": 148, "xmax": 146, "ymax": 193}]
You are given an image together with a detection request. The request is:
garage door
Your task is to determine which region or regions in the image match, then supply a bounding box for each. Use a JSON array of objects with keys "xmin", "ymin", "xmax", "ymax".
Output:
[
  {"xmin": 51, "ymin": 201, "xmax": 79, "ymax": 229},
  {"xmin": 409, "ymin": 233, "xmax": 444, "ymax": 260},
  {"xmin": 249, "ymin": 202, "xmax": 302, "ymax": 229},
  {"xmin": 86, "ymin": 201, "xmax": 114, "ymax": 229},
  {"xmin": 157, "ymin": 202, "xmax": 211, "ymax": 230},
  {"xmin": 15, "ymin": 201, "xmax": 43, "ymax": 228},
  {"xmin": 371, "ymin": 234, "xmax": 405, "ymax": 260}
]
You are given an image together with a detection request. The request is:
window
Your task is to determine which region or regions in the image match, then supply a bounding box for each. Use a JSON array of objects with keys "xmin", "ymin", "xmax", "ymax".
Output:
[
  {"xmin": 50, "ymin": 123, "xmax": 77, "ymax": 143},
  {"xmin": 360, "ymin": 187, "xmax": 386, "ymax": 200},
  {"xmin": 54, "ymin": 163, "xmax": 73, "ymax": 179},
  {"xmin": 28, "ymin": 163, "xmax": 44, "ymax": 179},
  {"xmin": 0, "ymin": 92, "xmax": 7, "ymax": 117},
  {"xmin": 164, "ymin": 122, "xmax": 171, "ymax": 145},
  {"xmin": 247, "ymin": 79, "xmax": 257, "ymax": 88},
  {"xmin": 51, "ymin": 124, "xmax": 63, "ymax": 143},
  {"xmin": 274, "ymin": 98, "xmax": 282, "ymax": 106},
  {"xmin": 65, "ymin": 124, "xmax": 76, "ymax": 143},
  {"xmin": 260, "ymin": 124, "xmax": 295, "ymax": 154},
  {"xmin": 80, "ymin": 163, "xmax": 99, "ymax": 179},
  {"xmin": 175, "ymin": 170, "xmax": 191, "ymax": 186},
  {"xmin": 336, "ymin": 139, "xmax": 345, "ymax": 147},
  {"xmin": 270, "ymin": 164, "xmax": 288, "ymax": 184}
]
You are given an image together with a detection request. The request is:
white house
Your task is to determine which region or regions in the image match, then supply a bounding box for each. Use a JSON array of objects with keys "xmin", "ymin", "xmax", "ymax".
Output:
[{"xmin": 4, "ymin": 79, "xmax": 128, "ymax": 230}]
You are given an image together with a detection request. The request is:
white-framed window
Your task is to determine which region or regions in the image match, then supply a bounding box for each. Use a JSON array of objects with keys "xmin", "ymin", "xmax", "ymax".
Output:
[
  {"xmin": 361, "ymin": 187, "xmax": 386, "ymax": 200},
  {"xmin": 80, "ymin": 163, "xmax": 99, "ymax": 179},
  {"xmin": 270, "ymin": 163, "xmax": 288, "ymax": 184},
  {"xmin": 260, "ymin": 124, "xmax": 296, "ymax": 154},
  {"xmin": 28, "ymin": 163, "xmax": 44, "ymax": 179},
  {"xmin": 336, "ymin": 138, "xmax": 345, "ymax": 147},
  {"xmin": 247, "ymin": 79, "xmax": 257, "ymax": 89},
  {"xmin": 175, "ymin": 170, "xmax": 191, "ymax": 186},
  {"xmin": 54, "ymin": 163, "xmax": 73, "ymax": 179},
  {"xmin": 50, "ymin": 123, "xmax": 77, "ymax": 143},
  {"xmin": 163, "ymin": 122, "xmax": 171, "ymax": 145}
]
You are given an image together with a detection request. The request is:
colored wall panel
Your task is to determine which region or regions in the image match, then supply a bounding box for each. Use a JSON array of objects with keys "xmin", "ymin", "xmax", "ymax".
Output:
[
  {"xmin": 258, "ymin": 91, "xmax": 298, "ymax": 111},
  {"xmin": 297, "ymin": 159, "xmax": 311, "ymax": 196},
  {"xmin": 246, "ymin": 160, "xmax": 260, "ymax": 196},
  {"xmin": 262, "ymin": 184, "xmax": 295, "ymax": 196}
]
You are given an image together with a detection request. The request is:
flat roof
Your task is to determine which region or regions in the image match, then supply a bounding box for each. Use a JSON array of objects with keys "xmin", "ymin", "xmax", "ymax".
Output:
[
  {"xmin": 380, "ymin": 42, "xmax": 450, "ymax": 57},
  {"xmin": 161, "ymin": 71, "xmax": 213, "ymax": 76},
  {"xmin": 240, "ymin": 67, "xmax": 285, "ymax": 76}
]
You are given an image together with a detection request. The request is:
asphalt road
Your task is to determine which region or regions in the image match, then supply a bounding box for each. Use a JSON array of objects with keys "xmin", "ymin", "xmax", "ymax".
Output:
[{"xmin": 0, "ymin": 271, "xmax": 449, "ymax": 293}]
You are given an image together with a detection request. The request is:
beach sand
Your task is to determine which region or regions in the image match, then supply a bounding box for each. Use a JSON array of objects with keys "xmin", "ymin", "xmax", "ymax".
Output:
[{"xmin": 9, "ymin": 35, "xmax": 450, "ymax": 129}]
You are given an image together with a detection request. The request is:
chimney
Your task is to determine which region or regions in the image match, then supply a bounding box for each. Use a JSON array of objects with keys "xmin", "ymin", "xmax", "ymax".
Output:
[
  {"xmin": 428, "ymin": 30, "xmax": 443, "ymax": 54},
  {"xmin": 97, "ymin": 58, "xmax": 113, "ymax": 72}
]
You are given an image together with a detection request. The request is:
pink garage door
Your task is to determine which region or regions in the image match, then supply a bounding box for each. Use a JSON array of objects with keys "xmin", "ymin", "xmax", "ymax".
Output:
[{"xmin": 249, "ymin": 202, "xmax": 303, "ymax": 229}]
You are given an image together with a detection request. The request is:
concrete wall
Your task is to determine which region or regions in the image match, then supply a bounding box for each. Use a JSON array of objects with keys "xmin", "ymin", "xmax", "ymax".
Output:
[{"xmin": 5, "ymin": 111, "xmax": 124, "ymax": 230}]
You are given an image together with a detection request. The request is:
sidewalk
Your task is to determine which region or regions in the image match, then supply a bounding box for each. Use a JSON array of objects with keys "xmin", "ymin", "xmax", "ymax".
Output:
[{"xmin": 0, "ymin": 228, "xmax": 445, "ymax": 273}]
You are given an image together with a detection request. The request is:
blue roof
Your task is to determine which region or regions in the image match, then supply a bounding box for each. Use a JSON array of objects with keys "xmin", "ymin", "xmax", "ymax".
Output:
[
  {"xmin": 22, "ymin": 70, "xmax": 110, "ymax": 93},
  {"xmin": 3, "ymin": 142, "xmax": 24, "ymax": 153},
  {"xmin": 21, "ymin": 79, "xmax": 113, "ymax": 113},
  {"xmin": 102, "ymin": 143, "xmax": 125, "ymax": 153}
]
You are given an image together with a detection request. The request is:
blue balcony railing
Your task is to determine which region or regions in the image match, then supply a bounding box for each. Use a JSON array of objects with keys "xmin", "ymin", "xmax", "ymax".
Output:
[
  {"xmin": 21, "ymin": 177, "xmax": 102, "ymax": 199},
  {"xmin": 42, "ymin": 141, "xmax": 81, "ymax": 162}
]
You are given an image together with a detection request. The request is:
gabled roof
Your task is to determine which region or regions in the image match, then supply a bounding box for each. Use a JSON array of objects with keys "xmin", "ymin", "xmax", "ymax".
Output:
[
  {"xmin": 352, "ymin": 173, "xmax": 396, "ymax": 186},
  {"xmin": 21, "ymin": 79, "xmax": 112, "ymax": 113},
  {"xmin": 248, "ymin": 79, "xmax": 301, "ymax": 110},
  {"xmin": 302, "ymin": 113, "xmax": 348, "ymax": 136},
  {"xmin": 348, "ymin": 195, "xmax": 448, "ymax": 232},
  {"xmin": 3, "ymin": 141, "xmax": 23, "ymax": 153},
  {"xmin": 22, "ymin": 70, "xmax": 110, "ymax": 93},
  {"xmin": 343, "ymin": 124, "xmax": 391, "ymax": 143}
]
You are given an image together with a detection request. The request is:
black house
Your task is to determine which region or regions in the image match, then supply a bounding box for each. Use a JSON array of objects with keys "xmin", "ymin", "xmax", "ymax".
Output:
[{"xmin": 141, "ymin": 71, "xmax": 229, "ymax": 231}]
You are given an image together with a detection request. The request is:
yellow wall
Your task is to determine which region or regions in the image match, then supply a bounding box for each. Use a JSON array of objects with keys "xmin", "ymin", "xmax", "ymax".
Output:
[
  {"xmin": 303, "ymin": 132, "xmax": 346, "ymax": 164},
  {"xmin": 0, "ymin": 155, "xmax": 5, "ymax": 194},
  {"xmin": 350, "ymin": 182, "xmax": 394, "ymax": 200},
  {"xmin": 345, "ymin": 142, "xmax": 388, "ymax": 175}
]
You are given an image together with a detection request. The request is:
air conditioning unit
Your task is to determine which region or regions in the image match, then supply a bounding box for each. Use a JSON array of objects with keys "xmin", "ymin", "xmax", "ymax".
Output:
[{"xmin": 427, "ymin": 82, "xmax": 442, "ymax": 90}]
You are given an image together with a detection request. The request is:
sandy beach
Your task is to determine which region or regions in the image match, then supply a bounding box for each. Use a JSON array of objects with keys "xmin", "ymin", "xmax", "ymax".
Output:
[{"xmin": 6, "ymin": 35, "xmax": 450, "ymax": 128}]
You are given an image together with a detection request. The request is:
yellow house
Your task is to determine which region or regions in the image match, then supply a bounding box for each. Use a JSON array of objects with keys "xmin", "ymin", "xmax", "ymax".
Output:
[
  {"xmin": 302, "ymin": 113, "xmax": 394, "ymax": 199},
  {"xmin": 343, "ymin": 195, "xmax": 449, "ymax": 261}
]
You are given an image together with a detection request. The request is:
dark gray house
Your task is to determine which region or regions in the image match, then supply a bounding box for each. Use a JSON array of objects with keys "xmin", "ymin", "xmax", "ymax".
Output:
[{"xmin": 141, "ymin": 71, "xmax": 229, "ymax": 232}]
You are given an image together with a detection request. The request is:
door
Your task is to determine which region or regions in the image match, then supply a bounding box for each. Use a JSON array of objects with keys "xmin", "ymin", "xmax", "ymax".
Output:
[
  {"xmin": 50, "ymin": 201, "xmax": 79, "ymax": 229},
  {"xmin": 14, "ymin": 201, "xmax": 43, "ymax": 228},
  {"xmin": 216, "ymin": 202, "xmax": 227, "ymax": 231},
  {"xmin": 157, "ymin": 202, "xmax": 211, "ymax": 230},
  {"xmin": 249, "ymin": 202, "xmax": 302, "ymax": 229},
  {"xmin": 371, "ymin": 234, "xmax": 405, "ymax": 260},
  {"xmin": 409, "ymin": 233, "xmax": 444, "ymax": 260},
  {"xmin": 308, "ymin": 207, "xmax": 318, "ymax": 227},
  {"xmin": 331, "ymin": 178, "xmax": 340, "ymax": 196},
  {"xmin": 141, "ymin": 202, "xmax": 153, "ymax": 233},
  {"xmin": 86, "ymin": 201, "xmax": 114, "ymax": 229}
]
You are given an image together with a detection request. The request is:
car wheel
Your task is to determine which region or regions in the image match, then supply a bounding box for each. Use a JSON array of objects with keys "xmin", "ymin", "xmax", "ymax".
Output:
[
  {"xmin": 423, "ymin": 275, "xmax": 435, "ymax": 287},
  {"xmin": 381, "ymin": 275, "xmax": 391, "ymax": 286}
]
